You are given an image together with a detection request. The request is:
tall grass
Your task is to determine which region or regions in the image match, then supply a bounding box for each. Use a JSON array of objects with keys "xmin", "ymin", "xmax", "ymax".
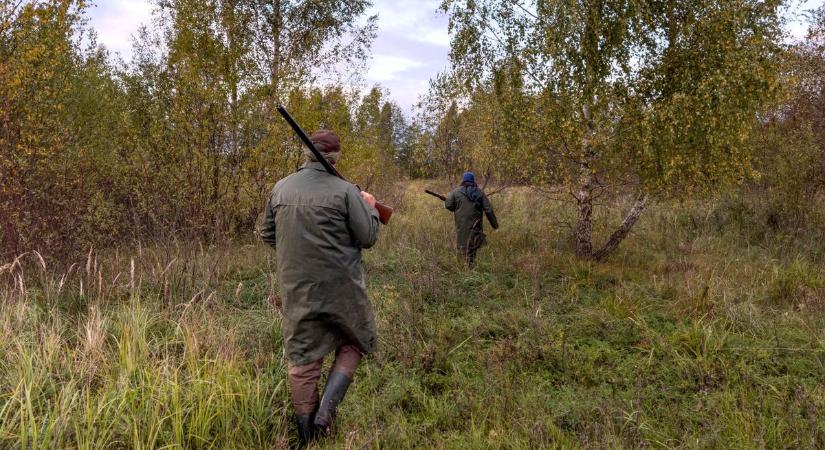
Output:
[{"xmin": 1, "ymin": 182, "xmax": 823, "ymax": 448}]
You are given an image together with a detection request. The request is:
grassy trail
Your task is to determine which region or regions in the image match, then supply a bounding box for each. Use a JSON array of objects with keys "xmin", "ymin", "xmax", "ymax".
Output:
[{"xmin": 1, "ymin": 182, "xmax": 824, "ymax": 448}]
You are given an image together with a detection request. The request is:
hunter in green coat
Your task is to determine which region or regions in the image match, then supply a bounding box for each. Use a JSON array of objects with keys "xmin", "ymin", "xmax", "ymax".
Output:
[
  {"xmin": 258, "ymin": 130, "xmax": 380, "ymax": 445},
  {"xmin": 445, "ymin": 171, "xmax": 499, "ymax": 266}
]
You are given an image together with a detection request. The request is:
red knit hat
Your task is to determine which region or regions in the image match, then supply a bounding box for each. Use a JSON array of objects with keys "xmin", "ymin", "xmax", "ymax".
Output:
[{"xmin": 310, "ymin": 130, "xmax": 340, "ymax": 153}]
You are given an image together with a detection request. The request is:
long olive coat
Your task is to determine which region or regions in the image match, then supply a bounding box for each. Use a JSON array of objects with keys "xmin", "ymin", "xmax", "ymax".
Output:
[
  {"xmin": 258, "ymin": 162, "xmax": 380, "ymax": 366},
  {"xmin": 445, "ymin": 186, "xmax": 499, "ymax": 254}
]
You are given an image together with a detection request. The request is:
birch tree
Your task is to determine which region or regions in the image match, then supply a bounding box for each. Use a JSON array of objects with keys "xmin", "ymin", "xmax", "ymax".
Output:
[{"xmin": 439, "ymin": 0, "xmax": 785, "ymax": 259}]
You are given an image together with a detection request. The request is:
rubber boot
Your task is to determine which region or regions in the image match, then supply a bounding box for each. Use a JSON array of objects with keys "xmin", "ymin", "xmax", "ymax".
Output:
[
  {"xmin": 467, "ymin": 251, "xmax": 477, "ymax": 268},
  {"xmin": 313, "ymin": 371, "xmax": 352, "ymax": 435},
  {"xmin": 294, "ymin": 414, "xmax": 318, "ymax": 448}
]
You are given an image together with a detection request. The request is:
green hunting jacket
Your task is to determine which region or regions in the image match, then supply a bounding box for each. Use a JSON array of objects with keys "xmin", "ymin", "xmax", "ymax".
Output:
[
  {"xmin": 258, "ymin": 162, "xmax": 380, "ymax": 366},
  {"xmin": 445, "ymin": 185, "xmax": 499, "ymax": 254}
]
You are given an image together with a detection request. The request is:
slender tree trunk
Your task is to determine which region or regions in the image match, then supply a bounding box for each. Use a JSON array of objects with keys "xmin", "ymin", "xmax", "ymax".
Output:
[
  {"xmin": 593, "ymin": 194, "xmax": 649, "ymax": 261},
  {"xmin": 227, "ymin": 16, "xmax": 243, "ymax": 232},
  {"xmin": 270, "ymin": 0, "xmax": 282, "ymax": 108},
  {"xmin": 575, "ymin": 103, "xmax": 597, "ymax": 259},
  {"xmin": 575, "ymin": 167, "xmax": 597, "ymax": 259},
  {"xmin": 210, "ymin": 143, "xmax": 221, "ymax": 239}
]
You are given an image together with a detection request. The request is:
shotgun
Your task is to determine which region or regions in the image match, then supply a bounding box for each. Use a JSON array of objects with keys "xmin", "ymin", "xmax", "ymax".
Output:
[
  {"xmin": 276, "ymin": 105, "xmax": 393, "ymax": 225},
  {"xmin": 425, "ymin": 190, "xmax": 447, "ymax": 201}
]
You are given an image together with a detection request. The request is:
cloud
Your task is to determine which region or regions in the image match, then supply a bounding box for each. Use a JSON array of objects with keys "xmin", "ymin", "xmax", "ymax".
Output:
[
  {"xmin": 87, "ymin": 0, "xmax": 153, "ymax": 55},
  {"xmin": 785, "ymin": 0, "xmax": 823, "ymax": 41},
  {"xmin": 370, "ymin": 0, "xmax": 450, "ymax": 47},
  {"xmin": 372, "ymin": 0, "xmax": 442, "ymax": 29},
  {"xmin": 364, "ymin": 0, "xmax": 450, "ymax": 110},
  {"xmin": 413, "ymin": 27, "xmax": 451, "ymax": 47},
  {"xmin": 368, "ymin": 55, "xmax": 425, "ymax": 81}
]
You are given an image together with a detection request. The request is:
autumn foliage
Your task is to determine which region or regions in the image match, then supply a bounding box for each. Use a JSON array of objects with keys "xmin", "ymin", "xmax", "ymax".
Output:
[
  {"xmin": 1, "ymin": 0, "xmax": 407, "ymax": 259},
  {"xmin": 2, "ymin": 0, "xmax": 825, "ymax": 262}
]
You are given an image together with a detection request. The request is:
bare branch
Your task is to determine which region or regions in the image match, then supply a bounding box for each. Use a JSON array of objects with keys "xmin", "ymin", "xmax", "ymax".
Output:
[
  {"xmin": 0, "ymin": 0, "xmax": 26, "ymax": 52},
  {"xmin": 508, "ymin": 0, "xmax": 538, "ymax": 21}
]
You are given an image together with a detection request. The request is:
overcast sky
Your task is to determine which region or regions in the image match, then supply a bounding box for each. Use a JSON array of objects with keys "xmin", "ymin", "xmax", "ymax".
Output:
[{"xmin": 88, "ymin": 0, "xmax": 822, "ymax": 112}]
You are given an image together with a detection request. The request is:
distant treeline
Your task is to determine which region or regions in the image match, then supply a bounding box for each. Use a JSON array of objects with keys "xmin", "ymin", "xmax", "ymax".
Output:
[{"xmin": 2, "ymin": 0, "xmax": 825, "ymax": 261}]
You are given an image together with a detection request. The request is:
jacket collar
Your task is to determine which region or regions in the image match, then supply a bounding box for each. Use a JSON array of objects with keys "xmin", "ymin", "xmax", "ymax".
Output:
[{"xmin": 300, "ymin": 161, "xmax": 332, "ymax": 173}]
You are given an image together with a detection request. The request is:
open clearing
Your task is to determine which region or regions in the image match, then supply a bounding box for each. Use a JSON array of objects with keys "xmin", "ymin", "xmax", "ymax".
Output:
[{"xmin": 1, "ymin": 183, "xmax": 824, "ymax": 448}]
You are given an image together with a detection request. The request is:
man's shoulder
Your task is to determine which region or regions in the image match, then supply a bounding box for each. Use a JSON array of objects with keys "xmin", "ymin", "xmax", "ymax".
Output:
[
  {"xmin": 272, "ymin": 171, "xmax": 297, "ymax": 188},
  {"xmin": 452, "ymin": 186, "xmax": 487, "ymax": 204},
  {"xmin": 269, "ymin": 173, "xmax": 294, "ymax": 198},
  {"xmin": 270, "ymin": 168, "xmax": 355, "ymax": 203},
  {"xmin": 274, "ymin": 168, "xmax": 349, "ymax": 188}
]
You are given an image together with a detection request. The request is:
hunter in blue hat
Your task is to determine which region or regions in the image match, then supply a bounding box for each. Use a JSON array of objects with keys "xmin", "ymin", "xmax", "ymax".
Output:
[{"xmin": 445, "ymin": 171, "xmax": 499, "ymax": 266}]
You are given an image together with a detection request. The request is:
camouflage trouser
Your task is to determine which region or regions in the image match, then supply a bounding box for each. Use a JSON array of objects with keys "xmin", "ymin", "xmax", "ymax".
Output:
[{"xmin": 287, "ymin": 345, "xmax": 362, "ymax": 415}]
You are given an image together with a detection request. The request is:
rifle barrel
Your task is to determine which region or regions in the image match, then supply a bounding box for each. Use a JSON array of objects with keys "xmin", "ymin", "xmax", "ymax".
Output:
[
  {"xmin": 276, "ymin": 105, "xmax": 393, "ymax": 225},
  {"xmin": 276, "ymin": 106, "xmax": 342, "ymax": 179},
  {"xmin": 425, "ymin": 190, "xmax": 447, "ymax": 201}
]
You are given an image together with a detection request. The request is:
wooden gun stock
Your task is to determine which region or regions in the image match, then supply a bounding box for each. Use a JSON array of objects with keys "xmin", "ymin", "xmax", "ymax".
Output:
[
  {"xmin": 276, "ymin": 105, "xmax": 393, "ymax": 225},
  {"xmin": 374, "ymin": 202, "xmax": 394, "ymax": 225},
  {"xmin": 425, "ymin": 190, "xmax": 447, "ymax": 201}
]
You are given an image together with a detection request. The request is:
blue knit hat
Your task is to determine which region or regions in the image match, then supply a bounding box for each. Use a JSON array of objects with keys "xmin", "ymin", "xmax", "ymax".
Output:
[{"xmin": 462, "ymin": 172, "xmax": 476, "ymax": 183}]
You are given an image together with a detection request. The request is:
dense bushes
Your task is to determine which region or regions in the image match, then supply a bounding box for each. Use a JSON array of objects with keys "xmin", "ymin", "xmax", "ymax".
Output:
[
  {"xmin": 747, "ymin": 11, "xmax": 825, "ymax": 235},
  {"xmin": 0, "ymin": 0, "xmax": 405, "ymax": 260}
]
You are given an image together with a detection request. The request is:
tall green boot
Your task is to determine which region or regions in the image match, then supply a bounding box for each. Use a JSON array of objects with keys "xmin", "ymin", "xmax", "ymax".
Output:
[
  {"xmin": 313, "ymin": 371, "xmax": 352, "ymax": 435},
  {"xmin": 294, "ymin": 414, "xmax": 319, "ymax": 448}
]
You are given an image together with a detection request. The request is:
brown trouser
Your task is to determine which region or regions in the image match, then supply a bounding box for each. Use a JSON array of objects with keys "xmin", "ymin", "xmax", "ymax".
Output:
[{"xmin": 287, "ymin": 345, "xmax": 363, "ymax": 415}]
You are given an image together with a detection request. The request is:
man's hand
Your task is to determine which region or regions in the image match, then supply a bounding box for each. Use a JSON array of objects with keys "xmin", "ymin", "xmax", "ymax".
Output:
[{"xmin": 360, "ymin": 191, "xmax": 376, "ymax": 208}]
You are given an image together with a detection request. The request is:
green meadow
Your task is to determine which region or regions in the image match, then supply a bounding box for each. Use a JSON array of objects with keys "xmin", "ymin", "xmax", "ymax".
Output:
[{"xmin": 1, "ymin": 182, "xmax": 823, "ymax": 449}]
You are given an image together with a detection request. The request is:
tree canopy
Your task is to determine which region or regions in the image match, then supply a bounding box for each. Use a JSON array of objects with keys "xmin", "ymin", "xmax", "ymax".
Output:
[
  {"xmin": 1, "ymin": 0, "xmax": 818, "ymax": 262},
  {"xmin": 424, "ymin": 0, "xmax": 786, "ymax": 258}
]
